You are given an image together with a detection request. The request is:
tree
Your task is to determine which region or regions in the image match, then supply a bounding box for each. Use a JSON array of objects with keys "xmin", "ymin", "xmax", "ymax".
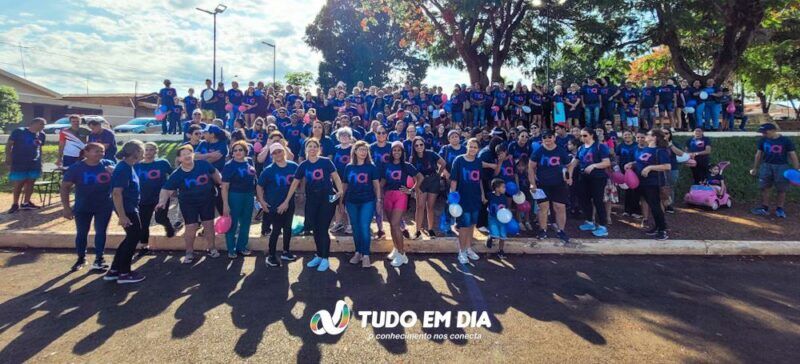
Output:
[
  {"xmin": 544, "ymin": 42, "xmax": 630, "ymax": 84},
  {"xmin": 627, "ymin": 46, "xmax": 675, "ymax": 83},
  {"xmin": 305, "ymin": 0, "xmax": 429, "ymax": 90},
  {"xmin": 284, "ymin": 71, "xmax": 315, "ymax": 89},
  {"xmin": 0, "ymin": 86, "xmax": 23, "ymax": 132}
]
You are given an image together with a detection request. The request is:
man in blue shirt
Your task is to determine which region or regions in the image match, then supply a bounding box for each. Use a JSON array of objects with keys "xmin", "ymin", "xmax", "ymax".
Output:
[
  {"xmin": 581, "ymin": 77, "xmax": 602, "ymax": 129},
  {"xmin": 183, "ymin": 88, "xmax": 198, "ymax": 122},
  {"xmin": 5, "ymin": 117, "xmax": 46, "ymax": 213},
  {"xmin": 750, "ymin": 123, "xmax": 800, "ymax": 218},
  {"xmin": 639, "ymin": 79, "xmax": 658, "ymax": 130}
]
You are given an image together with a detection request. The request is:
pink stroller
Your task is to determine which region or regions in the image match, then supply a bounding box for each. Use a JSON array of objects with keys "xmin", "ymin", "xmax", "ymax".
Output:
[{"xmin": 683, "ymin": 161, "xmax": 732, "ymax": 210}]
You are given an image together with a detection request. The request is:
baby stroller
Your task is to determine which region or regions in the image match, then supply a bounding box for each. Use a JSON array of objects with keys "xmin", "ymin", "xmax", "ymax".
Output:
[{"xmin": 683, "ymin": 161, "xmax": 732, "ymax": 211}]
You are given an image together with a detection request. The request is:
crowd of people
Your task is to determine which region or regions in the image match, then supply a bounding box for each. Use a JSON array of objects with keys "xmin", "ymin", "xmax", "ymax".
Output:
[{"xmin": 3, "ymin": 75, "xmax": 798, "ymax": 284}]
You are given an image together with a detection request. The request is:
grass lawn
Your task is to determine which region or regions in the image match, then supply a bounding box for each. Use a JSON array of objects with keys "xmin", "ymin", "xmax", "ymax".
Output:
[{"xmin": 1, "ymin": 137, "xmax": 799, "ymax": 203}]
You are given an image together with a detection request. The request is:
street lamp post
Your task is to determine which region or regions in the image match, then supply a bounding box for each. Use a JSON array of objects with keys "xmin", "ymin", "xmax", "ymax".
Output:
[
  {"xmin": 196, "ymin": 4, "xmax": 228, "ymax": 85},
  {"xmin": 262, "ymin": 41, "xmax": 276, "ymax": 87}
]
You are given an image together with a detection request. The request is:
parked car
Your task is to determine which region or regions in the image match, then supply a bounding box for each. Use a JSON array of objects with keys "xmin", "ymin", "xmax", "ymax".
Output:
[
  {"xmin": 43, "ymin": 115, "xmax": 107, "ymax": 134},
  {"xmin": 113, "ymin": 117, "xmax": 160, "ymax": 134}
]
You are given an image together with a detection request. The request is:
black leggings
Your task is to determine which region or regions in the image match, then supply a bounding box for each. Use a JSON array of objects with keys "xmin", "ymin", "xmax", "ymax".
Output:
[
  {"xmin": 268, "ymin": 203, "xmax": 295, "ymax": 257},
  {"xmin": 138, "ymin": 201, "xmax": 174, "ymax": 246},
  {"xmin": 690, "ymin": 158, "xmax": 709, "ymax": 184},
  {"xmin": 110, "ymin": 211, "xmax": 142, "ymax": 274},
  {"xmin": 640, "ymin": 185, "xmax": 667, "ymax": 231},
  {"xmin": 306, "ymin": 191, "xmax": 335, "ymax": 258},
  {"xmin": 579, "ymin": 176, "xmax": 607, "ymax": 226},
  {"xmin": 623, "ymin": 188, "xmax": 642, "ymax": 215}
]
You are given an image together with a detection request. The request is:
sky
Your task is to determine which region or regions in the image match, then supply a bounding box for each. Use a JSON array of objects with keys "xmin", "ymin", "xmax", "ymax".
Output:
[{"xmin": 0, "ymin": 0, "xmax": 528, "ymax": 96}]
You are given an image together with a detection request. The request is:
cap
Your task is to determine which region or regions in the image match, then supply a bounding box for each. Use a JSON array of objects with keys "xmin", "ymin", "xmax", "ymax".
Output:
[
  {"xmin": 269, "ymin": 143, "xmax": 285, "ymax": 154},
  {"xmin": 540, "ymin": 129, "xmax": 554, "ymax": 138},
  {"xmin": 758, "ymin": 123, "xmax": 777, "ymax": 133}
]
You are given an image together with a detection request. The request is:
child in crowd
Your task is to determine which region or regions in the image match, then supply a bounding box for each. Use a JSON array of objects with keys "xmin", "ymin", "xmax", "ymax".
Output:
[
  {"xmin": 704, "ymin": 163, "xmax": 726, "ymax": 197},
  {"xmin": 567, "ymin": 138, "xmax": 582, "ymax": 216},
  {"xmin": 515, "ymin": 156, "xmax": 534, "ymax": 231},
  {"xmin": 485, "ymin": 178, "xmax": 508, "ymax": 259}
]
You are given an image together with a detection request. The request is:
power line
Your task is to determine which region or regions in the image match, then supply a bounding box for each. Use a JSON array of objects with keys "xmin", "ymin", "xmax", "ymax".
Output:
[{"xmin": 0, "ymin": 41, "xmax": 149, "ymax": 74}]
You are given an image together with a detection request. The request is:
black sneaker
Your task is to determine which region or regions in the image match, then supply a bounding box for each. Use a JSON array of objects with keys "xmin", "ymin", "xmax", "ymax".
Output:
[
  {"xmin": 645, "ymin": 227, "xmax": 658, "ymax": 236},
  {"xmin": 376, "ymin": 230, "xmax": 386, "ymax": 240},
  {"xmin": 197, "ymin": 227, "xmax": 205, "ymax": 237},
  {"xmin": 301, "ymin": 230, "xmax": 313, "ymax": 237},
  {"xmin": 496, "ymin": 250, "xmax": 507, "ymax": 259},
  {"xmin": 103, "ymin": 270, "xmax": 119, "ymax": 281},
  {"xmin": 427, "ymin": 229, "xmax": 437, "ymax": 238},
  {"xmin": 412, "ymin": 231, "xmax": 422, "ymax": 240},
  {"xmin": 536, "ymin": 229, "xmax": 548, "ymax": 240},
  {"xmin": 556, "ymin": 230, "xmax": 570, "ymax": 244},
  {"xmin": 281, "ymin": 251, "xmax": 298, "ymax": 261},
  {"xmin": 71, "ymin": 257, "xmax": 86, "ymax": 271},
  {"xmin": 6, "ymin": 204, "xmax": 19, "ymax": 214},
  {"xmin": 173, "ymin": 221, "xmax": 184, "ymax": 230},
  {"xmin": 254, "ymin": 209, "xmax": 264, "ymax": 222},
  {"xmin": 117, "ymin": 271, "xmax": 146, "ymax": 284},
  {"xmin": 20, "ymin": 202, "xmax": 41, "ymax": 210},
  {"xmin": 136, "ymin": 246, "xmax": 151, "ymax": 258},
  {"xmin": 665, "ymin": 206, "xmax": 675, "ymax": 214},
  {"xmin": 655, "ymin": 230, "xmax": 668, "ymax": 241},
  {"xmin": 261, "ymin": 227, "xmax": 272, "ymax": 236},
  {"xmin": 91, "ymin": 258, "xmax": 109, "ymax": 271},
  {"xmin": 402, "ymin": 229, "xmax": 411, "ymax": 239},
  {"xmin": 486, "ymin": 237, "xmax": 494, "ymax": 249},
  {"xmin": 166, "ymin": 226, "xmax": 176, "ymax": 238},
  {"xmin": 265, "ymin": 255, "xmax": 281, "ymax": 267}
]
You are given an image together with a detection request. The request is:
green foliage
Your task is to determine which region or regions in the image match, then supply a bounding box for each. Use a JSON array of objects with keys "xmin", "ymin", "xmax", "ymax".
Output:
[
  {"xmin": 544, "ymin": 43, "xmax": 630, "ymax": 84},
  {"xmin": 284, "ymin": 71, "xmax": 315, "ymax": 89},
  {"xmin": 0, "ymin": 86, "xmax": 23, "ymax": 132}
]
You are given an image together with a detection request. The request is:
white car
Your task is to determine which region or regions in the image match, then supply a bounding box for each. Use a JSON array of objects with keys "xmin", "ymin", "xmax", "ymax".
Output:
[{"xmin": 113, "ymin": 117, "xmax": 161, "ymax": 134}]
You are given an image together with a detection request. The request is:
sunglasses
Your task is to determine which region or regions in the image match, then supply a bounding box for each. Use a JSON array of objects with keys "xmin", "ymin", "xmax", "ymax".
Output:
[
  {"xmin": 233, "ymin": 148, "xmax": 246, "ymax": 153},
  {"xmin": 414, "ymin": 143, "xmax": 424, "ymax": 147},
  {"xmin": 376, "ymin": 131, "xmax": 387, "ymax": 135}
]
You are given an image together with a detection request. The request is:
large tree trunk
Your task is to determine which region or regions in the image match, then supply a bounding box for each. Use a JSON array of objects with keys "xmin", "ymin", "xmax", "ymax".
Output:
[{"xmin": 756, "ymin": 91, "xmax": 769, "ymax": 114}]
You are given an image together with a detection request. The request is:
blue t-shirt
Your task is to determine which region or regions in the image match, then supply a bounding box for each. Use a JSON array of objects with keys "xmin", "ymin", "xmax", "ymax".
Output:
[
  {"xmin": 487, "ymin": 193, "xmax": 508, "ymax": 216},
  {"xmin": 531, "ymin": 145, "xmax": 569, "ymax": 186},
  {"xmin": 63, "ymin": 159, "xmax": 116, "ymax": 213},
  {"xmin": 300, "ymin": 136, "xmax": 335, "ymax": 159},
  {"xmin": 615, "ymin": 142, "xmax": 638, "ymax": 166},
  {"xmin": 381, "ymin": 161, "xmax": 418, "ymax": 191},
  {"xmin": 451, "ymin": 155, "xmax": 483, "ymax": 212},
  {"xmin": 582, "ymin": 85, "xmax": 601, "ymax": 105},
  {"xmin": 640, "ymin": 87, "xmax": 657, "ymax": 108},
  {"xmin": 295, "ymin": 157, "xmax": 337, "ymax": 194},
  {"xmin": 370, "ymin": 142, "xmax": 392, "ymax": 169},
  {"xmin": 111, "ymin": 161, "xmax": 141, "ymax": 213},
  {"xmin": 470, "ymin": 90, "xmax": 485, "ymax": 104},
  {"xmin": 333, "ymin": 145, "xmax": 353, "ymax": 172},
  {"xmin": 411, "ymin": 150, "xmax": 441, "ymax": 176},
  {"xmin": 258, "ymin": 161, "xmax": 298, "ymax": 208},
  {"xmin": 88, "ymin": 129, "xmax": 117, "ymax": 161},
  {"xmin": 344, "ymin": 163, "xmax": 379, "ymax": 204},
  {"xmin": 196, "ymin": 140, "xmax": 229, "ymax": 171},
  {"xmin": 227, "ymin": 89, "xmax": 243, "ymax": 105},
  {"xmin": 9, "ymin": 127, "xmax": 45, "ymax": 171},
  {"xmin": 221, "ymin": 159, "xmax": 256, "ymax": 193},
  {"xmin": 758, "ymin": 136, "xmax": 796, "ymax": 165},
  {"xmin": 163, "ymin": 160, "xmax": 217, "ymax": 205},
  {"xmin": 635, "ymin": 146, "xmax": 669, "ymax": 186},
  {"xmin": 507, "ymin": 141, "xmax": 531, "ymax": 162},
  {"xmin": 577, "ymin": 142, "xmax": 611, "ymax": 178},
  {"xmin": 658, "ymin": 85, "xmax": 675, "ymax": 102},
  {"xmin": 184, "ymin": 96, "xmax": 198, "ymax": 115},
  {"xmin": 685, "ymin": 137, "xmax": 711, "ymax": 157},
  {"xmin": 497, "ymin": 158, "xmax": 516, "ymax": 183},
  {"xmin": 439, "ymin": 145, "xmax": 466, "ymax": 171},
  {"xmin": 134, "ymin": 159, "xmax": 172, "ymax": 205},
  {"xmin": 159, "ymin": 87, "xmax": 177, "ymax": 107},
  {"xmin": 283, "ymin": 123, "xmax": 304, "ymax": 153},
  {"xmin": 555, "ymin": 134, "xmax": 574, "ymax": 150},
  {"xmin": 600, "ymin": 85, "xmax": 618, "ymax": 102}
]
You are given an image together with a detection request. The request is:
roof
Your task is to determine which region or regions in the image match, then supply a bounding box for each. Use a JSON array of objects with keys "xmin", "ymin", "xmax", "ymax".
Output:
[{"xmin": 0, "ymin": 68, "xmax": 61, "ymax": 98}]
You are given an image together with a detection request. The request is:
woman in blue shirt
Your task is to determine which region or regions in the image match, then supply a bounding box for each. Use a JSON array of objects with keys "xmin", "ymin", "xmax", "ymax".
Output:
[
  {"xmin": 624, "ymin": 129, "xmax": 671, "ymax": 240},
  {"xmin": 567, "ymin": 128, "xmax": 612, "ymax": 237},
  {"xmin": 158, "ymin": 145, "xmax": 223, "ymax": 264},
  {"xmin": 411, "ymin": 136, "xmax": 448, "ymax": 238},
  {"xmin": 221, "ymin": 141, "xmax": 256, "ymax": 258},
  {"xmin": 108, "ymin": 140, "xmax": 145, "ymax": 284},
  {"xmin": 134, "ymin": 142, "xmax": 176, "ymax": 257},
  {"xmin": 257, "ymin": 143, "xmax": 299, "ymax": 267},
  {"xmin": 343, "ymin": 141, "xmax": 382, "ymax": 267},
  {"xmin": 279, "ymin": 138, "xmax": 344, "ymax": 272},
  {"xmin": 381, "ymin": 141, "xmax": 421, "ymax": 267},
  {"xmin": 60, "ymin": 143, "xmax": 115, "ymax": 272},
  {"xmin": 450, "ymin": 138, "xmax": 487, "ymax": 264},
  {"xmin": 529, "ymin": 131, "xmax": 572, "ymax": 243}
]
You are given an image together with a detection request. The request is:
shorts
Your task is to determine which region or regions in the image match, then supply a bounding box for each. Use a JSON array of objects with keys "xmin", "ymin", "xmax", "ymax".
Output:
[
  {"xmin": 659, "ymin": 102, "xmax": 675, "ymax": 112},
  {"xmin": 487, "ymin": 216, "xmax": 507, "ymax": 239},
  {"xmin": 456, "ymin": 209, "xmax": 479, "ymax": 229},
  {"xmin": 383, "ymin": 190, "xmax": 408, "ymax": 212},
  {"xmin": 8, "ymin": 169, "xmax": 41, "ymax": 182},
  {"xmin": 532, "ymin": 106, "xmax": 543, "ymax": 116},
  {"xmin": 567, "ymin": 109, "xmax": 581, "ymax": 119},
  {"xmin": 419, "ymin": 174, "xmax": 441, "ymax": 194},
  {"xmin": 201, "ymin": 109, "xmax": 216, "ymax": 121},
  {"xmin": 626, "ymin": 117, "xmax": 639, "ymax": 128},
  {"xmin": 179, "ymin": 200, "xmax": 216, "ymax": 225},
  {"xmin": 537, "ymin": 185, "xmax": 569, "ymax": 205},
  {"xmin": 758, "ymin": 163, "xmax": 790, "ymax": 192}
]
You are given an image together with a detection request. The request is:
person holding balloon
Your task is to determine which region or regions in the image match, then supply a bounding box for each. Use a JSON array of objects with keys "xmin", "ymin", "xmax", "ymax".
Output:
[
  {"xmin": 381, "ymin": 141, "xmax": 421, "ymax": 267},
  {"xmin": 157, "ymin": 79, "xmax": 176, "ymax": 135},
  {"xmin": 220, "ymin": 141, "xmax": 256, "ymax": 258},
  {"xmin": 529, "ymin": 130, "xmax": 572, "ymax": 243},
  {"xmin": 450, "ymin": 138, "xmax": 487, "ymax": 264},
  {"xmin": 568, "ymin": 128, "xmax": 612, "ymax": 237},
  {"xmin": 749, "ymin": 123, "xmax": 800, "ymax": 218},
  {"xmin": 157, "ymin": 145, "xmax": 223, "ymax": 264},
  {"xmin": 624, "ymin": 129, "xmax": 671, "ymax": 240},
  {"xmin": 485, "ymin": 178, "xmax": 510, "ymax": 259}
]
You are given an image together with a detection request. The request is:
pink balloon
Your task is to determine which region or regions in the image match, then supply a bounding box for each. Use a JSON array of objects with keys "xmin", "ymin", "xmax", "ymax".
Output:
[
  {"xmin": 225, "ymin": 104, "xmax": 233, "ymax": 112},
  {"xmin": 726, "ymin": 103, "xmax": 736, "ymax": 114},
  {"xmin": 214, "ymin": 216, "xmax": 232, "ymax": 234},
  {"xmin": 517, "ymin": 201, "xmax": 531, "ymax": 213},
  {"xmin": 406, "ymin": 176, "xmax": 415, "ymax": 189},
  {"xmin": 624, "ymin": 169, "xmax": 640, "ymax": 189},
  {"xmin": 441, "ymin": 94, "xmax": 448, "ymax": 103},
  {"xmin": 155, "ymin": 113, "xmax": 166, "ymax": 121},
  {"xmin": 238, "ymin": 105, "xmax": 247, "ymax": 112},
  {"xmin": 611, "ymin": 171, "xmax": 625, "ymax": 184},
  {"xmin": 492, "ymin": 106, "xmax": 500, "ymax": 112},
  {"xmin": 253, "ymin": 142, "xmax": 263, "ymax": 154}
]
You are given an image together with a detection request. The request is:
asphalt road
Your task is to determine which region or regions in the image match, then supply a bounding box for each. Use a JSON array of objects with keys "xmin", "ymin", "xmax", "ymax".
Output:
[{"xmin": 0, "ymin": 250, "xmax": 798, "ymax": 363}]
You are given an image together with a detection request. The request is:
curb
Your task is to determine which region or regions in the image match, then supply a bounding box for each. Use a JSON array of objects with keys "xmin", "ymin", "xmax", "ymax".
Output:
[{"xmin": 1, "ymin": 230, "xmax": 798, "ymax": 256}]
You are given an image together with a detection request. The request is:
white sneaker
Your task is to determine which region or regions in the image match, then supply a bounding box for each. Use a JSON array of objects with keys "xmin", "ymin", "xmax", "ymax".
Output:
[
  {"xmin": 477, "ymin": 227, "xmax": 489, "ymax": 234},
  {"xmin": 520, "ymin": 223, "xmax": 527, "ymax": 232},
  {"xmin": 457, "ymin": 251, "xmax": 469, "ymax": 264},
  {"xmin": 525, "ymin": 222, "xmax": 534, "ymax": 231},
  {"xmin": 466, "ymin": 248, "xmax": 480, "ymax": 261},
  {"xmin": 387, "ymin": 248, "xmax": 398, "ymax": 260},
  {"xmin": 344, "ymin": 225, "xmax": 353, "ymax": 235},
  {"xmin": 401, "ymin": 253, "xmax": 409, "ymax": 265},
  {"xmin": 390, "ymin": 254, "xmax": 404, "ymax": 267}
]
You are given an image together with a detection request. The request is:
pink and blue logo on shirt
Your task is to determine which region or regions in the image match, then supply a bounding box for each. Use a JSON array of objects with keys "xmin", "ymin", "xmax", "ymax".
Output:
[
  {"xmin": 82, "ymin": 171, "xmax": 112, "ymax": 185},
  {"xmin": 184, "ymin": 174, "xmax": 210, "ymax": 188},
  {"xmin": 348, "ymin": 172, "xmax": 369, "ymax": 184},
  {"xmin": 638, "ymin": 153, "xmax": 653, "ymax": 162},
  {"xmin": 137, "ymin": 169, "xmax": 162, "ymax": 180}
]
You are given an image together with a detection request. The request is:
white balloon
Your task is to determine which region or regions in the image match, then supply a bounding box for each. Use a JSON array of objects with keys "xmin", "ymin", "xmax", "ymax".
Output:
[
  {"xmin": 619, "ymin": 183, "xmax": 629, "ymax": 190},
  {"xmin": 432, "ymin": 110, "xmax": 440, "ymax": 119},
  {"xmin": 512, "ymin": 192, "xmax": 526, "ymax": 204},
  {"xmin": 532, "ymin": 189, "xmax": 547, "ymax": 200},
  {"xmin": 684, "ymin": 106, "xmax": 695, "ymax": 114},
  {"xmin": 676, "ymin": 153, "xmax": 691, "ymax": 163},
  {"xmin": 448, "ymin": 204, "xmax": 463, "ymax": 218},
  {"xmin": 699, "ymin": 91, "xmax": 708, "ymax": 100},
  {"xmin": 497, "ymin": 208, "xmax": 512, "ymax": 224}
]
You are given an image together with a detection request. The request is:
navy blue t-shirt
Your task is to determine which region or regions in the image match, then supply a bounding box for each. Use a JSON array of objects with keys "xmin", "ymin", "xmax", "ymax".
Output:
[
  {"xmin": 487, "ymin": 192, "xmax": 508, "ymax": 216},
  {"xmin": 134, "ymin": 159, "xmax": 172, "ymax": 205},
  {"xmin": 184, "ymin": 95, "xmax": 198, "ymax": 116},
  {"xmin": 63, "ymin": 159, "xmax": 116, "ymax": 213},
  {"xmin": 582, "ymin": 84, "xmax": 601, "ymax": 105},
  {"xmin": 577, "ymin": 142, "xmax": 611, "ymax": 178},
  {"xmin": 411, "ymin": 150, "xmax": 441, "ymax": 176},
  {"xmin": 507, "ymin": 141, "xmax": 531, "ymax": 162},
  {"xmin": 635, "ymin": 146, "xmax": 669, "ymax": 186},
  {"xmin": 658, "ymin": 85, "xmax": 675, "ymax": 102},
  {"xmin": 615, "ymin": 142, "xmax": 638, "ymax": 166},
  {"xmin": 381, "ymin": 161, "xmax": 418, "ymax": 191},
  {"xmin": 333, "ymin": 145, "xmax": 353, "ymax": 172},
  {"xmin": 531, "ymin": 145, "xmax": 569, "ymax": 186},
  {"xmin": 221, "ymin": 159, "xmax": 256, "ymax": 193},
  {"xmin": 295, "ymin": 157, "xmax": 337, "ymax": 194},
  {"xmin": 685, "ymin": 137, "xmax": 711, "ymax": 162},
  {"xmin": 640, "ymin": 87, "xmax": 657, "ymax": 108},
  {"xmin": 451, "ymin": 155, "xmax": 483, "ymax": 212},
  {"xmin": 344, "ymin": 163, "xmax": 379, "ymax": 204},
  {"xmin": 258, "ymin": 161, "xmax": 298, "ymax": 208},
  {"xmin": 370, "ymin": 142, "xmax": 392, "ymax": 169},
  {"xmin": 88, "ymin": 129, "xmax": 117, "ymax": 161},
  {"xmin": 439, "ymin": 144, "xmax": 466, "ymax": 171},
  {"xmin": 196, "ymin": 140, "xmax": 229, "ymax": 171},
  {"xmin": 9, "ymin": 127, "xmax": 45, "ymax": 171},
  {"xmin": 111, "ymin": 161, "xmax": 141, "ymax": 213},
  {"xmin": 758, "ymin": 136, "xmax": 796, "ymax": 165},
  {"xmin": 227, "ymin": 89, "xmax": 243, "ymax": 105},
  {"xmin": 159, "ymin": 87, "xmax": 177, "ymax": 107},
  {"xmin": 163, "ymin": 160, "xmax": 217, "ymax": 205}
]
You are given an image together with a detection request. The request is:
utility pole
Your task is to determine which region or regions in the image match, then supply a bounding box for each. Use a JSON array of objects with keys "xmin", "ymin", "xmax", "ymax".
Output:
[
  {"xmin": 18, "ymin": 43, "xmax": 26, "ymax": 78},
  {"xmin": 196, "ymin": 4, "xmax": 228, "ymax": 84}
]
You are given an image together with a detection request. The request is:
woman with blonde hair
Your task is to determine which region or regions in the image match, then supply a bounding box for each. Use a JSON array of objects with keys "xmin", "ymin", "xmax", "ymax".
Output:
[{"xmin": 343, "ymin": 140, "xmax": 381, "ymax": 267}]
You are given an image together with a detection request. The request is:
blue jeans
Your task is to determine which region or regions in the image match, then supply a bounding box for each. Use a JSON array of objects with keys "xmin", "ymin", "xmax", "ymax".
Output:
[
  {"xmin": 584, "ymin": 104, "xmax": 600, "ymax": 129},
  {"xmin": 226, "ymin": 106, "xmax": 242, "ymax": 130},
  {"xmin": 74, "ymin": 209, "xmax": 112, "ymax": 259},
  {"xmin": 346, "ymin": 201, "xmax": 376, "ymax": 255},
  {"xmin": 694, "ymin": 102, "xmax": 705, "ymax": 129},
  {"xmin": 704, "ymin": 102, "xmax": 721, "ymax": 129},
  {"xmin": 471, "ymin": 105, "xmax": 485, "ymax": 128},
  {"xmin": 225, "ymin": 191, "xmax": 254, "ymax": 252}
]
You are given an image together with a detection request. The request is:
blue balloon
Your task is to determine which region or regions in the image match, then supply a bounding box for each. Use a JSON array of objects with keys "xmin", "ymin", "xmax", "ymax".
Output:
[
  {"xmin": 444, "ymin": 101, "xmax": 453, "ymax": 113},
  {"xmin": 447, "ymin": 191, "xmax": 461, "ymax": 204},
  {"xmin": 686, "ymin": 99, "xmax": 697, "ymax": 108},
  {"xmin": 438, "ymin": 213, "xmax": 450, "ymax": 233},
  {"xmin": 255, "ymin": 90, "xmax": 263, "ymax": 97},
  {"xmin": 784, "ymin": 169, "xmax": 800, "ymax": 184},
  {"xmin": 159, "ymin": 105, "xmax": 169, "ymax": 113},
  {"xmin": 506, "ymin": 219, "xmax": 520, "ymax": 235},
  {"xmin": 416, "ymin": 126, "xmax": 424, "ymax": 135},
  {"xmin": 506, "ymin": 182, "xmax": 519, "ymax": 196}
]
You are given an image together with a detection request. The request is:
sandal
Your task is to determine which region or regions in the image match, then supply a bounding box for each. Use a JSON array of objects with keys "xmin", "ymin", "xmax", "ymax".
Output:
[
  {"xmin": 181, "ymin": 253, "xmax": 194, "ymax": 264},
  {"xmin": 208, "ymin": 249, "xmax": 220, "ymax": 259}
]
